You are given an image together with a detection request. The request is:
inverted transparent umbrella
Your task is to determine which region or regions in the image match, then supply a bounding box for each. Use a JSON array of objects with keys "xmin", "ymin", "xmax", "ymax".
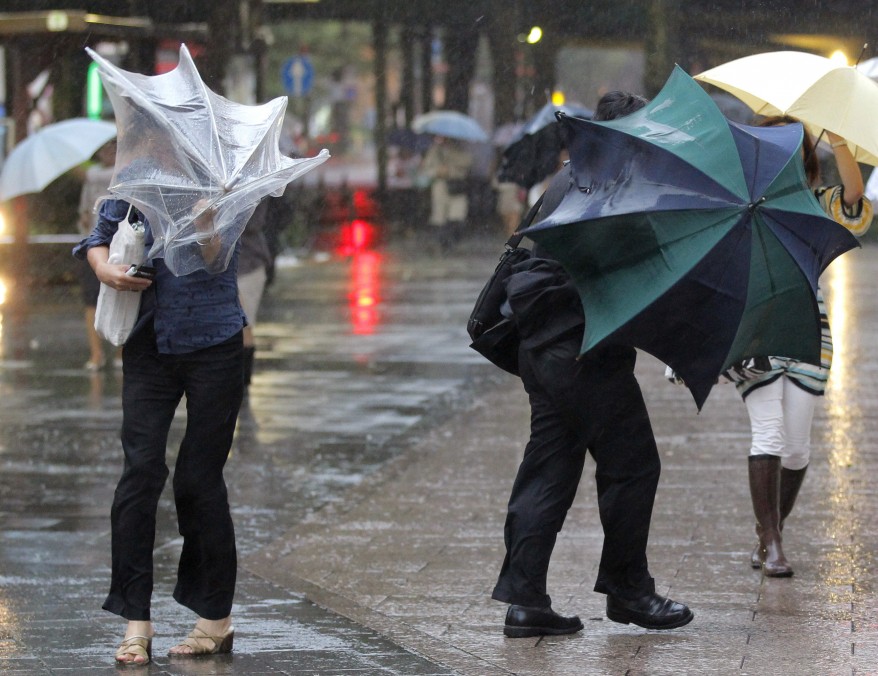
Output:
[
  {"xmin": 0, "ymin": 118, "xmax": 117, "ymax": 201},
  {"xmin": 86, "ymin": 44, "xmax": 329, "ymax": 275}
]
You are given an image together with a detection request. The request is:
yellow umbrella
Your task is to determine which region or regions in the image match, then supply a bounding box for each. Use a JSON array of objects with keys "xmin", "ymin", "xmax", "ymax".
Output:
[{"xmin": 695, "ymin": 51, "xmax": 878, "ymax": 166}]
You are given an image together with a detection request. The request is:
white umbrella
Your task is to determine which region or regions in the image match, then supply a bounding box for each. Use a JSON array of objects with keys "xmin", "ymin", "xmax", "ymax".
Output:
[
  {"xmin": 0, "ymin": 118, "xmax": 117, "ymax": 200},
  {"xmin": 695, "ymin": 51, "xmax": 878, "ymax": 166},
  {"xmin": 412, "ymin": 111, "xmax": 489, "ymax": 142}
]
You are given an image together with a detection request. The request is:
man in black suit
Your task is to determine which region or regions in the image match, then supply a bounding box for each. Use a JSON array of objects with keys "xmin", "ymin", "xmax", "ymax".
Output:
[{"xmin": 492, "ymin": 91, "xmax": 694, "ymax": 638}]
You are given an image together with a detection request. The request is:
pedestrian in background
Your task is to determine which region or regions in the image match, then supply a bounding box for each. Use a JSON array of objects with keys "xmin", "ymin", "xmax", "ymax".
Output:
[
  {"xmin": 76, "ymin": 139, "xmax": 122, "ymax": 371},
  {"xmin": 74, "ymin": 197, "xmax": 246, "ymax": 665},
  {"xmin": 494, "ymin": 177, "xmax": 525, "ymax": 236},
  {"xmin": 238, "ymin": 198, "xmax": 274, "ymax": 388},
  {"xmin": 736, "ymin": 117, "xmax": 872, "ymax": 577},
  {"xmin": 492, "ymin": 91, "xmax": 693, "ymax": 638},
  {"xmin": 420, "ymin": 135, "xmax": 473, "ymax": 251}
]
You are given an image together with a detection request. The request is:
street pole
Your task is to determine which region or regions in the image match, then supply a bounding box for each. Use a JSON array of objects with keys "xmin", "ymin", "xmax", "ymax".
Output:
[{"xmin": 373, "ymin": 17, "xmax": 388, "ymax": 196}]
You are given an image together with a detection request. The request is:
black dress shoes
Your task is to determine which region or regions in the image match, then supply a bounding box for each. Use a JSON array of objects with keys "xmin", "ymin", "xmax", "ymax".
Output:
[
  {"xmin": 606, "ymin": 592, "xmax": 694, "ymax": 630},
  {"xmin": 504, "ymin": 605, "xmax": 584, "ymax": 638}
]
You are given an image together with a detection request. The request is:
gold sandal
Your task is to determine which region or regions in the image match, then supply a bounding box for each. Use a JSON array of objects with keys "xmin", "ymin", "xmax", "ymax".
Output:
[
  {"xmin": 115, "ymin": 634, "xmax": 152, "ymax": 665},
  {"xmin": 169, "ymin": 626, "xmax": 234, "ymax": 656}
]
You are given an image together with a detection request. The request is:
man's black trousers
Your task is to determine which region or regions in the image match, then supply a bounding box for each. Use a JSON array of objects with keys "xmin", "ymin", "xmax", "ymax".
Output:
[{"xmin": 492, "ymin": 336, "xmax": 661, "ymax": 608}]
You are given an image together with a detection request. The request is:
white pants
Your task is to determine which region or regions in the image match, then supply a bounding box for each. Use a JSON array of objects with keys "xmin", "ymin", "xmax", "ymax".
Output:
[
  {"xmin": 429, "ymin": 179, "xmax": 468, "ymax": 226},
  {"xmin": 744, "ymin": 377, "xmax": 816, "ymax": 470}
]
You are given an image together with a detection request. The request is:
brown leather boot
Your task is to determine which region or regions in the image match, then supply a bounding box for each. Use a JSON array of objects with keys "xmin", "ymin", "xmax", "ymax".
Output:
[
  {"xmin": 748, "ymin": 454, "xmax": 793, "ymax": 577},
  {"xmin": 750, "ymin": 525, "xmax": 763, "ymax": 569},
  {"xmin": 749, "ymin": 464, "xmax": 808, "ymax": 569},
  {"xmin": 779, "ymin": 465, "xmax": 808, "ymax": 526}
]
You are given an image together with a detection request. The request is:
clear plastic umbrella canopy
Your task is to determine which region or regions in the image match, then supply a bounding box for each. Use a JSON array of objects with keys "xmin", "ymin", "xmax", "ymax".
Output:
[{"xmin": 87, "ymin": 44, "xmax": 329, "ymax": 275}]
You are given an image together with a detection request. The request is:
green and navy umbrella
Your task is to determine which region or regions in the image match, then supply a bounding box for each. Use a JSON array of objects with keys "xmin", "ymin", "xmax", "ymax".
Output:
[{"xmin": 521, "ymin": 66, "xmax": 859, "ymax": 409}]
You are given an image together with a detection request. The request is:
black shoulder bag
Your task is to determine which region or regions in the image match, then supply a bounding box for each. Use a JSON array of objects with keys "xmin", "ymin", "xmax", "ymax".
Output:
[{"xmin": 467, "ymin": 195, "xmax": 543, "ymax": 376}]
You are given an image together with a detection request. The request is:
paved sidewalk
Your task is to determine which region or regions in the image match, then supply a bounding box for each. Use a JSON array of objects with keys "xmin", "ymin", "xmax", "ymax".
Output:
[
  {"xmin": 247, "ymin": 244, "xmax": 878, "ymax": 675},
  {"xmin": 1, "ymin": 235, "xmax": 876, "ymax": 674}
]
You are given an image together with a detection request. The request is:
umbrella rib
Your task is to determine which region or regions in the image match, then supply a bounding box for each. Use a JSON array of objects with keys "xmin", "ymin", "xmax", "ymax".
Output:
[
  {"xmin": 184, "ymin": 47, "xmax": 230, "ymax": 188},
  {"xmin": 211, "ymin": 150, "xmax": 331, "ymax": 208},
  {"xmin": 752, "ymin": 219, "xmax": 777, "ymax": 295}
]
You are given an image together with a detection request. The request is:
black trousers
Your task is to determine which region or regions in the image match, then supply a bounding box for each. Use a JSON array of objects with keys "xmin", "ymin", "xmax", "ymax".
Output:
[
  {"xmin": 492, "ymin": 336, "xmax": 660, "ymax": 608},
  {"xmin": 103, "ymin": 327, "xmax": 244, "ymax": 621}
]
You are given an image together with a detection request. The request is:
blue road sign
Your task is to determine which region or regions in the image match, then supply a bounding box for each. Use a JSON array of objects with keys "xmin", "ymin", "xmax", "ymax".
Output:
[{"xmin": 281, "ymin": 56, "xmax": 314, "ymax": 97}]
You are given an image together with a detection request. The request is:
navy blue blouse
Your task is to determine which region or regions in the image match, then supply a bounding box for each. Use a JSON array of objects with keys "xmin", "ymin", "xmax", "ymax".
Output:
[{"xmin": 73, "ymin": 198, "xmax": 245, "ymax": 355}]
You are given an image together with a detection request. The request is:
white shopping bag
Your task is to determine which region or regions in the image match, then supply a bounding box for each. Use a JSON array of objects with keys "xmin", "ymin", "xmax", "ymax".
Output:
[{"xmin": 94, "ymin": 205, "xmax": 146, "ymax": 346}]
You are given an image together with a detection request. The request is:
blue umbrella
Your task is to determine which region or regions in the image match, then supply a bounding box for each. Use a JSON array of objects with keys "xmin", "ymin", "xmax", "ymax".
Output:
[{"xmin": 387, "ymin": 127, "xmax": 431, "ymax": 152}]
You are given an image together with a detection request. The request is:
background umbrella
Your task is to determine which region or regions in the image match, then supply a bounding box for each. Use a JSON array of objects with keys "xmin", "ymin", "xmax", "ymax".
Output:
[
  {"xmin": 491, "ymin": 122, "xmax": 524, "ymax": 147},
  {"xmin": 0, "ymin": 118, "xmax": 117, "ymax": 201},
  {"xmin": 411, "ymin": 110, "xmax": 489, "ymax": 142},
  {"xmin": 87, "ymin": 44, "xmax": 329, "ymax": 276},
  {"xmin": 857, "ymin": 55, "xmax": 878, "ymax": 79},
  {"xmin": 386, "ymin": 126, "xmax": 431, "ymax": 152},
  {"xmin": 521, "ymin": 66, "xmax": 859, "ymax": 409},
  {"xmin": 497, "ymin": 102, "xmax": 593, "ymax": 189},
  {"xmin": 695, "ymin": 51, "xmax": 878, "ymax": 165},
  {"xmin": 858, "ymin": 56, "xmax": 878, "ymax": 201}
]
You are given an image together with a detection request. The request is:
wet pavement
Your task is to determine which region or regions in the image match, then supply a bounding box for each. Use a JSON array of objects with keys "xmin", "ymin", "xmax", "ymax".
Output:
[{"xmin": 1, "ymin": 231, "xmax": 877, "ymax": 674}]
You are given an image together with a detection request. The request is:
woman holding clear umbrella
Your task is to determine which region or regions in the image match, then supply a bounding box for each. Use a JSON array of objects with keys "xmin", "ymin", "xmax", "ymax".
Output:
[
  {"xmin": 735, "ymin": 118, "xmax": 872, "ymax": 577},
  {"xmin": 74, "ymin": 198, "xmax": 244, "ymax": 664}
]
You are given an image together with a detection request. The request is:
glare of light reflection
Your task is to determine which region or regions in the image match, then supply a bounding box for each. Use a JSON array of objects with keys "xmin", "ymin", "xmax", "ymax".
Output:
[
  {"xmin": 348, "ymin": 251, "xmax": 381, "ymax": 335},
  {"xmin": 824, "ymin": 255, "xmax": 850, "ymax": 411},
  {"xmin": 335, "ymin": 219, "xmax": 377, "ymax": 257},
  {"xmin": 823, "ymin": 255, "xmax": 852, "ymax": 463},
  {"xmin": 0, "ymin": 209, "xmax": 6, "ymax": 236},
  {"xmin": 817, "ymin": 253, "xmax": 866, "ymax": 601},
  {"xmin": 0, "ymin": 278, "xmax": 6, "ymax": 306},
  {"xmin": 829, "ymin": 50, "xmax": 848, "ymax": 66}
]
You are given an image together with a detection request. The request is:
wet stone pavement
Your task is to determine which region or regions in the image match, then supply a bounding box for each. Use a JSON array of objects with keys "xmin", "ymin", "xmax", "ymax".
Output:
[{"xmin": 1, "ymin": 234, "xmax": 878, "ymax": 675}]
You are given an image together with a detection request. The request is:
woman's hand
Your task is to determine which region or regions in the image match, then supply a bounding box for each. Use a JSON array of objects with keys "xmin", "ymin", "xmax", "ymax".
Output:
[
  {"xmin": 193, "ymin": 200, "xmax": 221, "ymax": 264},
  {"xmin": 88, "ymin": 246, "xmax": 153, "ymax": 292},
  {"xmin": 826, "ymin": 131, "xmax": 864, "ymax": 205}
]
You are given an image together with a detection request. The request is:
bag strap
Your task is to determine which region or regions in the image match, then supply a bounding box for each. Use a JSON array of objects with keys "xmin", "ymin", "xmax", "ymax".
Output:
[{"xmin": 506, "ymin": 193, "xmax": 544, "ymax": 249}]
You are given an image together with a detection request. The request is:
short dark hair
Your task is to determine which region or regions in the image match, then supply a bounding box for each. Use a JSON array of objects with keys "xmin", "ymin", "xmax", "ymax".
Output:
[{"xmin": 593, "ymin": 91, "xmax": 649, "ymax": 122}]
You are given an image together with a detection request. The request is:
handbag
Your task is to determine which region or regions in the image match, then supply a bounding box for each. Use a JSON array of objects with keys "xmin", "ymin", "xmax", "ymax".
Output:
[
  {"xmin": 94, "ymin": 205, "xmax": 146, "ymax": 346},
  {"xmin": 467, "ymin": 195, "xmax": 543, "ymax": 375},
  {"xmin": 446, "ymin": 178, "xmax": 468, "ymax": 195}
]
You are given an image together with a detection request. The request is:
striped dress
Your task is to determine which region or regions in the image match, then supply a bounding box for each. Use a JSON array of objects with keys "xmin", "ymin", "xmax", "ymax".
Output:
[{"xmin": 736, "ymin": 185, "xmax": 873, "ymax": 398}]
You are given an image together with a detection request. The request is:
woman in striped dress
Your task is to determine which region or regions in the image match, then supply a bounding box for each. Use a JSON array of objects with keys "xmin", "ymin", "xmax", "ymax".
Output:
[{"xmin": 741, "ymin": 116, "xmax": 872, "ymax": 577}]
